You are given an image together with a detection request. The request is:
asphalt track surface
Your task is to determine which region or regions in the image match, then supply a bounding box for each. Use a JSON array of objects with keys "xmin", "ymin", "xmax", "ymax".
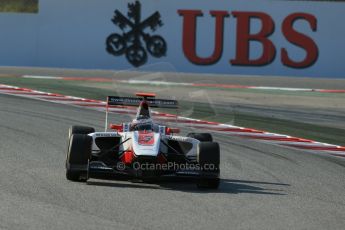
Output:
[{"xmin": 1, "ymin": 93, "xmax": 345, "ymax": 230}]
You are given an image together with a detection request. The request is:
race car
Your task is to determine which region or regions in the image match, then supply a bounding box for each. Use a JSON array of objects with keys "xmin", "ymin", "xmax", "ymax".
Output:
[{"xmin": 65, "ymin": 93, "xmax": 220, "ymax": 189}]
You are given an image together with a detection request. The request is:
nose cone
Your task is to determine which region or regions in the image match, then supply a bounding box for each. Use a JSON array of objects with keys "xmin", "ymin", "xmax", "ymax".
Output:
[{"xmin": 132, "ymin": 131, "xmax": 161, "ymax": 156}]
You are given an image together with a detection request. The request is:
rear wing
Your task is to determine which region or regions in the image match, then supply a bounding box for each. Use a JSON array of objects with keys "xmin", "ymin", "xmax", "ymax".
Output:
[
  {"xmin": 107, "ymin": 96, "xmax": 178, "ymax": 109},
  {"xmin": 104, "ymin": 95, "xmax": 178, "ymax": 131}
]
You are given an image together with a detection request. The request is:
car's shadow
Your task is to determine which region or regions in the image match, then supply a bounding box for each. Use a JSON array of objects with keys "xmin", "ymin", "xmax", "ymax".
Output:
[{"xmin": 87, "ymin": 178, "xmax": 289, "ymax": 195}]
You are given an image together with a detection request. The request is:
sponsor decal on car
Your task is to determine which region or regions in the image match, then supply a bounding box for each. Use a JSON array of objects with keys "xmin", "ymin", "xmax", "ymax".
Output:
[{"xmin": 138, "ymin": 132, "xmax": 155, "ymax": 146}]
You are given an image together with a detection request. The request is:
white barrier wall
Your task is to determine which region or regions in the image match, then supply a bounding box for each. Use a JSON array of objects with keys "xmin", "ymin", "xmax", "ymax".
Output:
[{"xmin": 0, "ymin": 0, "xmax": 344, "ymax": 78}]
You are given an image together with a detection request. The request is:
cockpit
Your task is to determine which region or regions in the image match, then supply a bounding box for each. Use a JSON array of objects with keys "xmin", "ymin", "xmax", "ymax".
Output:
[
  {"xmin": 131, "ymin": 123, "xmax": 153, "ymax": 131},
  {"xmin": 130, "ymin": 120, "xmax": 161, "ymax": 132}
]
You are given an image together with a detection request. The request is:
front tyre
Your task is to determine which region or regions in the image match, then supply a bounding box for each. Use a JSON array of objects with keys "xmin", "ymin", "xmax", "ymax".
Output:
[
  {"xmin": 68, "ymin": 126, "xmax": 95, "ymax": 140},
  {"xmin": 67, "ymin": 126, "xmax": 95, "ymax": 163},
  {"xmin": 196, "ymin": 142, "xmax": 220, "ymax": 189},
  {"xmin": 66, "ymin": 134, "xmax": 92, "ymax": 182}
]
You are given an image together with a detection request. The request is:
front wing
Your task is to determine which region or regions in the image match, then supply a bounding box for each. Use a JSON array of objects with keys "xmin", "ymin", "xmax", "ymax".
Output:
[{"xmin": 87, "ymin": 161, "xmax": 219, "ymax": 181}]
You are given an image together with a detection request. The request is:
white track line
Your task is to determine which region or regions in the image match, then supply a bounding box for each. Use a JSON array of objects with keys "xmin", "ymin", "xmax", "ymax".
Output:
[
  {"xmin": 20, "ymin": 75, "xmax": 345, "ymax": 93},
  {"xmin": 1, "ymin": 83, "xmax": 344, "ymax": 158}
]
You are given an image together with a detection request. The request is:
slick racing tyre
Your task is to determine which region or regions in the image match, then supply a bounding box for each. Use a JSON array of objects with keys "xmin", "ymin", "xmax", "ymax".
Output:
[
  {"xmin": 67, "ymin": 126, "xmax": 95, "ymax": 156},
  {"xmin": 187, "ymin": 133, "xmax": 213, "ymax": 142},
  {"xmin": 196, "ymin": 142, "xmax": 220, "ymax": 189},
  {"xmin": 68, "ymin": 126, "xmax": 95, "ymax": 140},
  {"xmin": 66, "ymin": 134, "xmax": 92, "ymax": 182}
]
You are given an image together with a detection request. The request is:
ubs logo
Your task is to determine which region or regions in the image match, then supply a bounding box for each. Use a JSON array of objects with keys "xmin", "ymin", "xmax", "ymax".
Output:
[{"xmin": 106, "ymin": 1, "xmax": 167, "ymax": 67}]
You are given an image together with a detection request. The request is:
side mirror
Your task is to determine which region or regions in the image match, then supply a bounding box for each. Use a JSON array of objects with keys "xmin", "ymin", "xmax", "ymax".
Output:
[
  {"xmin": 109, "ymin": 124, "xmax": 123, "ymax": 132},
  {"xmin": 166, "ymin": 127, "xmax": 180, "ymax": 134}
]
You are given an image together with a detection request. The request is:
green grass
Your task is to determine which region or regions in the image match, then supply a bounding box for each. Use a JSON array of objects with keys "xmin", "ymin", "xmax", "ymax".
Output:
[
  {"xmin": 1, "ymin": 76, "xmax": 345, "ymax": 146},
  {"xmin": 231, "ymin": 112, "xmax": 345, "ymax": 146},
  {"xmin": 0, "ymin": 0, "xmax": 38, "ymax": 13},
  {"xmin": 172, "ymin": 100, "xmax": 345, "ymax": 146},
  {"xmin": 74, "ymin": 80, "xmax": 345, "ymax": 99}
]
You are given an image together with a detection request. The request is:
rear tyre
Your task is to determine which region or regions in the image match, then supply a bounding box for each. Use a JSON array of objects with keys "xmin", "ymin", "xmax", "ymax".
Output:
[
  {"xmin": 187, "ymin": 133, "xmax": 213, "ymax": 142},
  {"xmin": 196, "ymin": 142, "xmax": 220, "ymax": 189},
  {"xmin": 66, "ymin": 134, "xmax": 92, "ymax": 182}
]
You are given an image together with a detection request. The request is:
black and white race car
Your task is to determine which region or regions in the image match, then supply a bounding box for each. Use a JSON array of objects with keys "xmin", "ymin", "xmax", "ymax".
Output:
[{"xmin": 65, "ymin": 93, "xmax": 220, "ymax": 189}]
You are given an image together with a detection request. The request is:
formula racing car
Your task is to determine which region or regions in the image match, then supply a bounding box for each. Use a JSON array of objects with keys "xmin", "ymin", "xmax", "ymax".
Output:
[{"xmin": 65, "ymin": 93, "xmax": 220, "ymax": 189}]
